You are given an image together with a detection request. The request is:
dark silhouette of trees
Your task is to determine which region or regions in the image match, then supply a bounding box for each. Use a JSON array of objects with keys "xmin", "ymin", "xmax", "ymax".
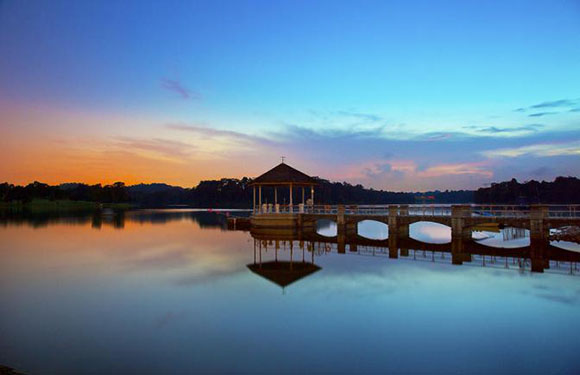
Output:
[
  {"xmin": 474, "ymin": 176, "xmax": 580, "ymax": 204},
  {"xmin": 3, "ymin": 175, "xmax": 576, "ymax": 208}
]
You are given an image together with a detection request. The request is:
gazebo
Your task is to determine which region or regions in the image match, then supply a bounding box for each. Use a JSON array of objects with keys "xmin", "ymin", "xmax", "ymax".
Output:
[{"xmin": 249, "ymin": 162, "xmax": 318, "ymax": 214}]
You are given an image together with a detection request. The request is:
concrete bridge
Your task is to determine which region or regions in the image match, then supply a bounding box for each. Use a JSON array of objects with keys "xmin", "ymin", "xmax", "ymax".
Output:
[
  {"xmin": 250, "ymin": 228, "xmax": 580, "ymax": 275},
  {"xmin": 250, "ymin": 204, "xmax": 580, "ymax": 272}
]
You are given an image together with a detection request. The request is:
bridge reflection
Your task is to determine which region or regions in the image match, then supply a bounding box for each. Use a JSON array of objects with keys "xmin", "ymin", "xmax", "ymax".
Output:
[{"xmin": 250, "ymin": 227, "xmax": 580, "ymax": 275}]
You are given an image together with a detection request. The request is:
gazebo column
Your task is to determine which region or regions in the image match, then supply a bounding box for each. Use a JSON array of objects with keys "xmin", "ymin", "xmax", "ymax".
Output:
[
  {"xmin": 253, "ymin": 186, "xmax": 256, "ymax": 214},
  {"xmin": 289, "ymin": 184, "xmax": 293, "ymax": 212},
  {"xmin": 259, "ymin": 186, "xmax": 262, "ymax": 213},
  {"xmin": 302, "ymin": 187, "xmax": 305, "ymax": 204}
]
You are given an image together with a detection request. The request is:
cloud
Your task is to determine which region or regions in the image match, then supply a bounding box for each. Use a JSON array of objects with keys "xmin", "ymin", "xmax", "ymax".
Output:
[
  {"xmin": 336, "ymin": 110, "xmax": 383, "ymax": 123},
  {"xmin": 465, "ymin": 124, "xmax": 544, "ymax": 135},
  {"xmin": 482, "ymin": 140, "xmax": 580, "ymax": 158},
  {"xmin": 361, "ymin": 160, "xmax": 413, "ymax": 179},
  {"xmin": 166, "ymin": 123, "xmax": 275, "ymax": 145},
  {"xmin": 530, "ymin": 99, "xmax": 578, "ymax": 109},
  {"xmin": 528, "ymin": 112, "xmax": 558, "ymax": 117},
  {"xmin": 114, "ymin": 136, "xmax": 195, "ymax": 161},
  {"xmin": 421, "ymin": 132, "xmax": 454, "ymax": 141},
  {"xmin": 417, "ymin": 162, "xmax": 493, "ymax": 178},
  {"xmin": 160, "ymin": 78, "xmax": 199, "ymax": 99},
  {"xmin": 345, "ymin": 159, "xmax": 492, "ymax": 181},
  {"xmin": 514, "ymin": 98, "xmax": 579, "ymax": 114},
  {"xmin": 279, "ymin": 123, "xmax": 387, "ymax": 140}
]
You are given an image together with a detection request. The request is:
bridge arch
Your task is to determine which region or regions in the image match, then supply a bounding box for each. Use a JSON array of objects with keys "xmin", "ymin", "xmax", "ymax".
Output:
[
  {"xmin": 403, "ymin": 217, "xmax": 452, "ymax": 226},
  {"xmin": 315, "ymin": 218, "xmax": 337, "ymax": 237},
  {"xmin": 473, "ymin": 226, "xmax": 530, "ymax": 249},
  {"xmin": 357, "ymin": 220, "xmax": 389, "ymax": 240},
  {"xmin": 549, "ymin": 225, "xmax": 580, "ymax": 252},
  {"xmin": 409, "ymin": 221, "xmax": 451, "ymax": 244}
]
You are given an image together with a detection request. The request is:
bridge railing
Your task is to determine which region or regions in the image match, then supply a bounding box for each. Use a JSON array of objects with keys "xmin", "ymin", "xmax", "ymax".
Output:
[
  {"xmin": 546, "ymin": 205, "xmax": 580, "ymax": 219},
  {"xmin": 471, "ymin": 205, "xmax": 531, "ymax": 218},
  {"xmin": 255, "ymin": 204, "xmax": 580, "ymax": 218}
]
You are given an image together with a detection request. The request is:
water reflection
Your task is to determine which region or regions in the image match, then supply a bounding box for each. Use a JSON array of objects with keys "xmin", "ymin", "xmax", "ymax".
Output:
[
  {"xmin": 1, "ymin": 210, "xmax": 580, "ymax": 375},
  {"xmin": 410, "ymin": 221, "xmax": 451, "ymax": 243},
  {"xmin": 0, "ymin": 208, "xmax": 246, "ymax": 230},
  {"xmin": 315, "ymin": 218, "xmax": 580, "ymax": 252},
  {"xmin": 316, "ymin": 218, "xmax": 336, "ymax": 237},
  {"xmin": 249, "ymin": 238, "xmax": 322, "ymax": 290},
  {"xmin": 358, "ymin": 220, "xmax": 388, "ymax": 240}
]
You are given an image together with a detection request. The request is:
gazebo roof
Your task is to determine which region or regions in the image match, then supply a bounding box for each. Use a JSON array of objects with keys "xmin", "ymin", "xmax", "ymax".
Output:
[
  {"xmin": 250, "ymin": 163, "xmax": 318, "ymax": 186},
  {"xmin": 247, "ymin": 261, "xmax": 321, "ymax": 288}
]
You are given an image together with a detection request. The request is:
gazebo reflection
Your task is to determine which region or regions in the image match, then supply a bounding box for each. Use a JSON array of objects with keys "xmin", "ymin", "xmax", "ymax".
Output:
[{"xmin": 247, "ymin": 238, "xmax": 321, "ymax": 290}]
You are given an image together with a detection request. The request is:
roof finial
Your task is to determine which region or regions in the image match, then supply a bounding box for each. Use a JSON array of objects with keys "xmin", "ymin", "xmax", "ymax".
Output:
[{"xmin": 281, "ymin": 156, "xmax": 286, "ymax": 164}]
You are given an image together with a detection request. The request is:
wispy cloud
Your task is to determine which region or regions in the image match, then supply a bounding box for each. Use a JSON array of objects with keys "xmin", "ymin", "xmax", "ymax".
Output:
[
  {"xmin": 114, "ymin": 136, "xmax": 195, "ymax": 161},
  {"xmin": 160, "ymin": 78, "xmax": 199, "ymax": 99},
  {"xmin": 463, "ymin": 124, "xmax": 544, "ymax": 136},
  {"xmin": 530, "ymin": 99, "xmax": 578, "ymax": 109},
  {"xmin": 528, "ymin": 112, "xmax": 558, "ymax": 117},
  {"xmin": 514, "ymin": 98, "xmax": 579, "ymax": 114},
  {"xmin": 482, "ymin": 140, "xmax": 580, "ymax": 158},
  {"xmin": 279, "ymin": 123, "xmax": 387, "ymax": 140},
  {"xmin": 417, "ymin": 162, "xmax": 492, "ymax": 178},
  {"xmin": 336, "ymin": 110, "xmax": 383, "ymax": 123},
  {"xmin": 165, "ymin": 123, "xmax": 274, "ymax": 145},
  {"xmin": 341, "ymin": 158, "xmax": 492, "ymax": 182},
  {"xmin": 421, "ymin": 132, "xmax": 454, "ymax": 141}
]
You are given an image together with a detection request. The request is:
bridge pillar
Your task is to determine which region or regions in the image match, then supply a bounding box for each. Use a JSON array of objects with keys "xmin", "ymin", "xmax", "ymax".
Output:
[
  {"xmin": 388, "ymin": 205, "xmax": 398, "ymax": 231},
  {"xmin": 451, "ymin": 205, "xmax": 471, "ymax": 265},
  {"xmin": 337, "ymin": 233, "xmax": 346, "ymax": 254},
  {"xmin": 337, "ymin": 205, "xmax": 358, "ymax": 239},
  {"xmin": 389, "ymin": 205, "xmax": 409, "ymax": 256},
  {"xmin": 345, "ymin": 222, "xmax": 358, "ymax": 237},
  {"xmin": 451, "ymin": 205, "xmax": 472, "ymax": 239},
  {"xmin": 388, "ymin": 205, "xmax": 408, "ymax": 237},
  {"xmin": 530, "ymin": 205, "xmax": 549, "ymax": 273},
  {"xmin": 337, "ymin": 205, "xmax": 345, "ymax": 227},
  {"xmin": 388, "ymin": 234, "xmax": 398, "ymax": 258},
  {"xmin": 337, "ymin": 204, "xmax": 346, "ymax": 239},
  {"xmin": 299, "ymin": 215, "xmax": 316, "ymax": 235},
  {"xmin": 398, "ymin": 223, "xmax": 409, "ymax": 239},
  {"xmin": 451, "ymin": 237, "xmax": 463, "ymax": 265},
  {"xmin": 337, "ymin": 205, "xmax": 358, "ymax": 252}
]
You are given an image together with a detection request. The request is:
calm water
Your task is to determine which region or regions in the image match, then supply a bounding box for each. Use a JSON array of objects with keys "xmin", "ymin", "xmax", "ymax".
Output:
[{"xmin": 1, "ymin": 209, "xmax": 579, "ymax": 374}]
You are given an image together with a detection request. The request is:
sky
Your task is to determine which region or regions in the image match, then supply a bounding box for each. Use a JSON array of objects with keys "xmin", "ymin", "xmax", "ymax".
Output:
[{"xmin": 1, "ymin": 0, "xmax": 579, "ymax": 191}]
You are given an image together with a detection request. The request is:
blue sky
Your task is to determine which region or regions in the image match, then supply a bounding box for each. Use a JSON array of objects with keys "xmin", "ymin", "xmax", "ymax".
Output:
[{"xmin": 1, "ymin": 0, "xmax": 579, "ymax": 189}]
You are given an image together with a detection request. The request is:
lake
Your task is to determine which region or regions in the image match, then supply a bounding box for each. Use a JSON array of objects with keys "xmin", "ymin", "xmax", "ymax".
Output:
[{"xmin": 1, "ymin": 209, "xmax": 579, "ymax": 374}]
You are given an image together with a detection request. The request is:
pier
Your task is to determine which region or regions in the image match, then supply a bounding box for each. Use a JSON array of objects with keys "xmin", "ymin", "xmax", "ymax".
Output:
[
  {"xmin": 250, "ymin": 203, "xmax": 580, "ymax": 272},
  {"xmin": 235, "ymin": 162, "xmax": 580, "ymax": 273}
]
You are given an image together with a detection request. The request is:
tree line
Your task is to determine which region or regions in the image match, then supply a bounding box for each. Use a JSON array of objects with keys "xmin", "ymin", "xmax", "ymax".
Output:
[
  {"xmin": 473, "ymin": 176, "xmax": 580, "ymax": 204},
  {"xmin": 3, "ymin": 176, "xmax": 577, "ymax": 207},
  {"xmin": 1, "ymin": 177, "xmax": 476, "ymax": 208}
]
